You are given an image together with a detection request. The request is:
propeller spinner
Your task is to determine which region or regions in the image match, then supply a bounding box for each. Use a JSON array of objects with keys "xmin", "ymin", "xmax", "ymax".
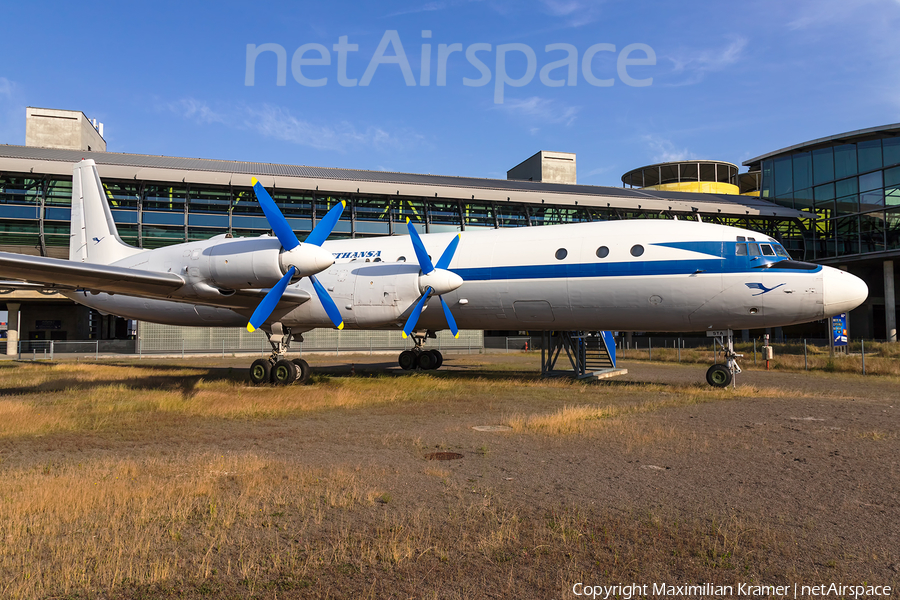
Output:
[{"xmin": 246, "ymin": 178, "xmax": 345, "ymax": 332}]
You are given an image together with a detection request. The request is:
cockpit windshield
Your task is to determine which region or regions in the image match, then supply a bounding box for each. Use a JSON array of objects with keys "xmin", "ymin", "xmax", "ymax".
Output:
[{"xmin": 736, "ymin": 236, "xmax": 792, "ymax": 260}]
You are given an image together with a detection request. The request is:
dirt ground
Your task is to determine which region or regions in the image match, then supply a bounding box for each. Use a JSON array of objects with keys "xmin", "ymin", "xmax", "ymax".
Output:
[{"xmin": 0, "ymin": 352, "xmax": 897, "ymax": 599}]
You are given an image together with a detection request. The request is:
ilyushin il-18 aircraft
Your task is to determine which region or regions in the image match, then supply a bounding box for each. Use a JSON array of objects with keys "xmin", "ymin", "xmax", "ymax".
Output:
[{"xmin": 0, "ymin": 160, "xmax": 868, "ymax": 386}]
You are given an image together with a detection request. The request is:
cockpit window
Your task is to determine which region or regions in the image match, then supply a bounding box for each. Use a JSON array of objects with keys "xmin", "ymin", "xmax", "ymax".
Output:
[
  {"xmin": 748, "ymin": 243, "xmax": 761, "ymax": 257},
  {"xmin": 760, "ymin": 244, "xmax": 776, "ymax": 256},
  {"xmin": 773, "ymin": 245, "xmax": 790, "ymax": 258}
]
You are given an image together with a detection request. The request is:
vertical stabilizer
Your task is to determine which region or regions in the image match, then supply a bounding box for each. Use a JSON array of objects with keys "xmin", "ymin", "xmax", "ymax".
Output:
[{"xmin": 69, "ymin": 159, "xmax": 141, "ymax": 264}]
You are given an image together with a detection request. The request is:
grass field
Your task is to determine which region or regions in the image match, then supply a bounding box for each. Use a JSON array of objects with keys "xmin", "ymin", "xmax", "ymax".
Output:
[{"xmin": 0, "ymin": 355, "xmax": 896, "ymax": 598}]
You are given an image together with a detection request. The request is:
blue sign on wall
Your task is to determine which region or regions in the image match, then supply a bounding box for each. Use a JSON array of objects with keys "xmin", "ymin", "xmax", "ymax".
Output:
[{"xmin": 832, "ymin": 313, "xmax": 848, "ymax": 347}]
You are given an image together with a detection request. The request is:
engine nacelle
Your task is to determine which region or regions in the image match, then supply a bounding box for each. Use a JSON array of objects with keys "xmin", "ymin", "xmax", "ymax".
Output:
[{"xmin": 204, "ymin": 237, "xmax": 285, "ymax": 289}]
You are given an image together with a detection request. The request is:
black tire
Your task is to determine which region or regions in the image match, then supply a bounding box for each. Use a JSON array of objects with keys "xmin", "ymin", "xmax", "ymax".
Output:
[
  {"xmin": 398, "ymin": 350, "xmax": 417, "ymax": 370},
  {"xmin": 429, "ymin": 349, "xmax": 443, "ymax": 369},
  {"xmin": 417, "ymin": 350, "xmax": 437, "ymax": 370},
  {"xmin": 272, "ymin": 359, "xmax": 298, "ymax": 385},
  {"xmin": 706, "ymin": 363, "xmax": 732, "ymax": 388},
  {"xmin": 292, "ymin": 358, "xmax": 311, "ymax": 384},
  {"xmin": 249, "ymin": 358, "xmax": 272, "ymax": 385}
]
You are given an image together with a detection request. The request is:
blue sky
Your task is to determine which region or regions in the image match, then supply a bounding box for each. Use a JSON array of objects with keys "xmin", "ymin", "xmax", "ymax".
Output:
[{"xmin": 2, "ymin": 0, "xmax": 900, "ymax": 186}]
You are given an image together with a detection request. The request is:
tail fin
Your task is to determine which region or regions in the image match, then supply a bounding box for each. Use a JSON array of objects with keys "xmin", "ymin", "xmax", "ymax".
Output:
[{"xmin": 69, "ymin": 159, "xmax": 141, "ymax": 264}]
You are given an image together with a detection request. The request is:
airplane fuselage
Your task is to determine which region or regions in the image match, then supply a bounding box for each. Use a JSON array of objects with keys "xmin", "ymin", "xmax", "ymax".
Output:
[{"xmin": 63, "ymin": 219, "xmax": 867, "ymax": 334}]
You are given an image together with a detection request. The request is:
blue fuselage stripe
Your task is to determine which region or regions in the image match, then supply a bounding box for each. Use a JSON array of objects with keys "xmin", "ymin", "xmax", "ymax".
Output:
[
  {"xmin": 452, "ymin": 256, "xmax": 822, "ymax": 281},
  {"xmin": 453, "ymin": 242, "xmax": 822, "ymax": 282}
]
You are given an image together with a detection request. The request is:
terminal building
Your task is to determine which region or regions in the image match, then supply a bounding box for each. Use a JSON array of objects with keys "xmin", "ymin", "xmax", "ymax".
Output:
[{"xmin": 0, "ymin": 108, "xmax": 894, "ymax": 352}]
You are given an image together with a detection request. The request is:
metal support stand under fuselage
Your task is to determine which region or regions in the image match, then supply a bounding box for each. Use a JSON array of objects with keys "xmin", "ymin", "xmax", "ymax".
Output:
[{"xmin": 540, "ymin": 331, "xmax": 626, "ymax": 381}]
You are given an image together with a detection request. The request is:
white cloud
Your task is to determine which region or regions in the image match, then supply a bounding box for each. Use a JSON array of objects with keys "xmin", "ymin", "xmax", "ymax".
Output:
[
  {"xmin": 785, "ymin": 0, "xmax": 884, "ymax": 31},
  {"xmin": 496, "ymin": 96, "xmax": 580, "ymax": 127},
  {"xmin": 665, "ymin": 36, "xmax": 748, "ymax": 86},
  {"xmin": 0, "ymin": 77, "xmax": 13, "ymax": 98},
  {"xmin": 642, "ymin": 134, "xmax": 696, "ymax": 163},
  {"xmin": 163, "ymin": 98, "xmax": 422, "ymax": 154},
  {"xmin": 537, "ymin": 0, "xmax": 603, "ymax": 26},
  {"xmin": 384, "ymin": 0, "xmax": 488, "ymax": 17},
  {"xmin": 167, "ymin": 98, "xmax": 227, "ymax": 125},
  {"xmin": 245, "ymin": 104, "xmax": 418, "ymax": 152}
]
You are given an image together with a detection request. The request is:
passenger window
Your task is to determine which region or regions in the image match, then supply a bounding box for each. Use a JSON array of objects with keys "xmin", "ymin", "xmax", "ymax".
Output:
[
  {"xmin": 397, "ymin": 256, "xmax": 406, "ymax": 262},
  {"xmin": 596, "ymin": 246, "xmax": 609, "ymax": 258},
  {"xmin": 630, "ymin": 245, "xmax": 644, "ymax": 257},
  {"xmin": 555, "ymin": 248, "xmax": 568, "ymax": 260},
  {"xmin": 760, "ymin": 244, "xmax": 775, "ymax": 256}
]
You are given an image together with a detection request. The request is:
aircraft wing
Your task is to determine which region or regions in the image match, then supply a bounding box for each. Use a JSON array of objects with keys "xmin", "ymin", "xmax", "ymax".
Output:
[
  {"xmin": 0, "ymin": 251, "xmax": 311, "ymax": 310},
  {"xmin": 0, "ymin": 251, "xmax": 186, "ymax": 296}
]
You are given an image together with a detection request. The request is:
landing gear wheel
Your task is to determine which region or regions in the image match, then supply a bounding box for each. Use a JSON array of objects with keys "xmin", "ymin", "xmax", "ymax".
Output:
[
  {"xmin": 428, "ymin": 349, "xmax": 443, "ymax": 369},
  {"xmin": 706, "ymin": 363, "xmax": 733, "ymax": 388},
  {"xmin": 291, "ymin": 358, "xmax": 310, "ymax": 384},
  {"xmin": 249, "ymin": 358, "xmax": 272, "ymax": 385},
  {"xmin": 417, "ymin": 350, "xmax": 438, "ymax": 370},
  {"xmin": 398, "ymin": 350, "xmax": 417, "ymax": 370},
  {"xmin": 272, "ymin": 359, "xmax": 298, "ymax": 385}
]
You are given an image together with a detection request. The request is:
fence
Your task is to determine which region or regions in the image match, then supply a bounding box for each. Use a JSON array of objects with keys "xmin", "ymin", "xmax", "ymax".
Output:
[{"xmin": 0, "ymin": 324, "xmax": 484, "ymax": 358}]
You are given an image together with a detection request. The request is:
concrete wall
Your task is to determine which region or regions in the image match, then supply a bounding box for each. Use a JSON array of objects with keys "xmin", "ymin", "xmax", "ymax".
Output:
[
  {"xmin": 25, "ymin": 107, "xmax": 106, "ymax": 152},
  {"xmin": 508, "ymin": 151, "xmax": 576, "ymax": 184}
]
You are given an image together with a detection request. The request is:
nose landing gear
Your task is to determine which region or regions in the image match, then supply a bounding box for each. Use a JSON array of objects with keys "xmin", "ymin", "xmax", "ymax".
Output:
[
  {"xmin": 248, "ymin": 323, "xmax": 311, "ymax": 385},
  {"xmin": 398, "ymin": 331, "xmax": 444, "ymax": 371},
  {"xmin": 705, "ymin": 329, "xmax": 742, "ymax": 388}
]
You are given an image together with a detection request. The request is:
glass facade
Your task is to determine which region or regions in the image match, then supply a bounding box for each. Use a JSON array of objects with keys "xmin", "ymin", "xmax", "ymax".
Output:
[
  {"xmin": 759, "ymin": 135, "xmax": 900, "ymax": 260},
  {"xmin": 0, "ymin": 171, "xmax": 789, "ymax": 255}
]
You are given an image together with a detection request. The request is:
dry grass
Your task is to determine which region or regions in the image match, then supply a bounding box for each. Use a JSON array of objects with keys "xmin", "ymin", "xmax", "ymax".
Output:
[
  {"xmin": 0, "ymin": 450, "xmax": 821, "ymax": 599},
  {"xmin": 0, "ymin": 359, "xmax": 892, "ymax": 598},
  {"xmin": 619, "ymin": 342, "xmax": 900, "ymax": 377},
  {"xmin": 506, "ymin": 380, "xmax": 852, "ymax": 437}
]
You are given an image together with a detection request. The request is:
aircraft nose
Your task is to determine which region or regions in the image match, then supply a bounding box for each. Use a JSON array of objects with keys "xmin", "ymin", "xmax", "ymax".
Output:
[{"xmin": 822, "ymin": 267, "xmax": 868, "ymax": 316}]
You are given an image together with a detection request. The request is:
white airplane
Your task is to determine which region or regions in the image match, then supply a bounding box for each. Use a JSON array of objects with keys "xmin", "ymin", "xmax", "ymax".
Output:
[{"xmin": 0, "ymin": 160, "xmax": 868, "ymax": 387}]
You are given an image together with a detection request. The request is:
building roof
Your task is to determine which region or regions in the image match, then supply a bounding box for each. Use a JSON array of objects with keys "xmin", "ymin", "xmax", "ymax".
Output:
[
  {"xmin": 743, "ymin": 123, "xmax": 900, "ymax": 168},
  {"xmin": 0, "ymin": 144, "xmax": 810, "ymax": 219}
]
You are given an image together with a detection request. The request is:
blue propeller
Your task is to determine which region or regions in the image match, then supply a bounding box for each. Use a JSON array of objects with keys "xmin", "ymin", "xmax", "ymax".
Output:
[
  {"xmin": 401, "ymin": 219, "xmax": 463, "ymax": 339},
  {"xmin": 247, "ymin": 178, "xmax": 345, "ymax": 332}
]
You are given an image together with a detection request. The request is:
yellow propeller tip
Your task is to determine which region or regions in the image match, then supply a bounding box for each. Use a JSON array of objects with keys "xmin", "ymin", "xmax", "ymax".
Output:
[
  {"xmin": 251, "ymin": 177, "xmax": 258, "ymax": 185},
  {"xmin": 406, "ymin": 217, "xmax": 410, "ymax": 224},
  {"xmin": 341, "ymin": 200, "xmax": 346, "ymax": 207},
  {"xmin": 337, "ymin": 322, "xmax": 344, "ymax": 330},
  {"xmin": 401, "ymin": 332, "xmax": 407, "ymax": 339},
  {"xmin": 246, "ymin": 324, "xmax": 255, "ymax": 333},
  {"xmin": 454, "ymin": 333, "xmax": 459, "ymax": 339}
]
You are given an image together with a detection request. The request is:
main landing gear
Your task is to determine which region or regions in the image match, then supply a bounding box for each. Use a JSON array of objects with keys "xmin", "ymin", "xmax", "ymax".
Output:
[
  {"xmin": 398, "ymin": 331, "xmax": 444, "ymax": 371},
  {"xmin": 705, "ymin": 329, "xmax": 742, "ymax": 388},
  {"xmin": 248, "ymin": 323, "xmax": 311, "ymax": 386}
]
